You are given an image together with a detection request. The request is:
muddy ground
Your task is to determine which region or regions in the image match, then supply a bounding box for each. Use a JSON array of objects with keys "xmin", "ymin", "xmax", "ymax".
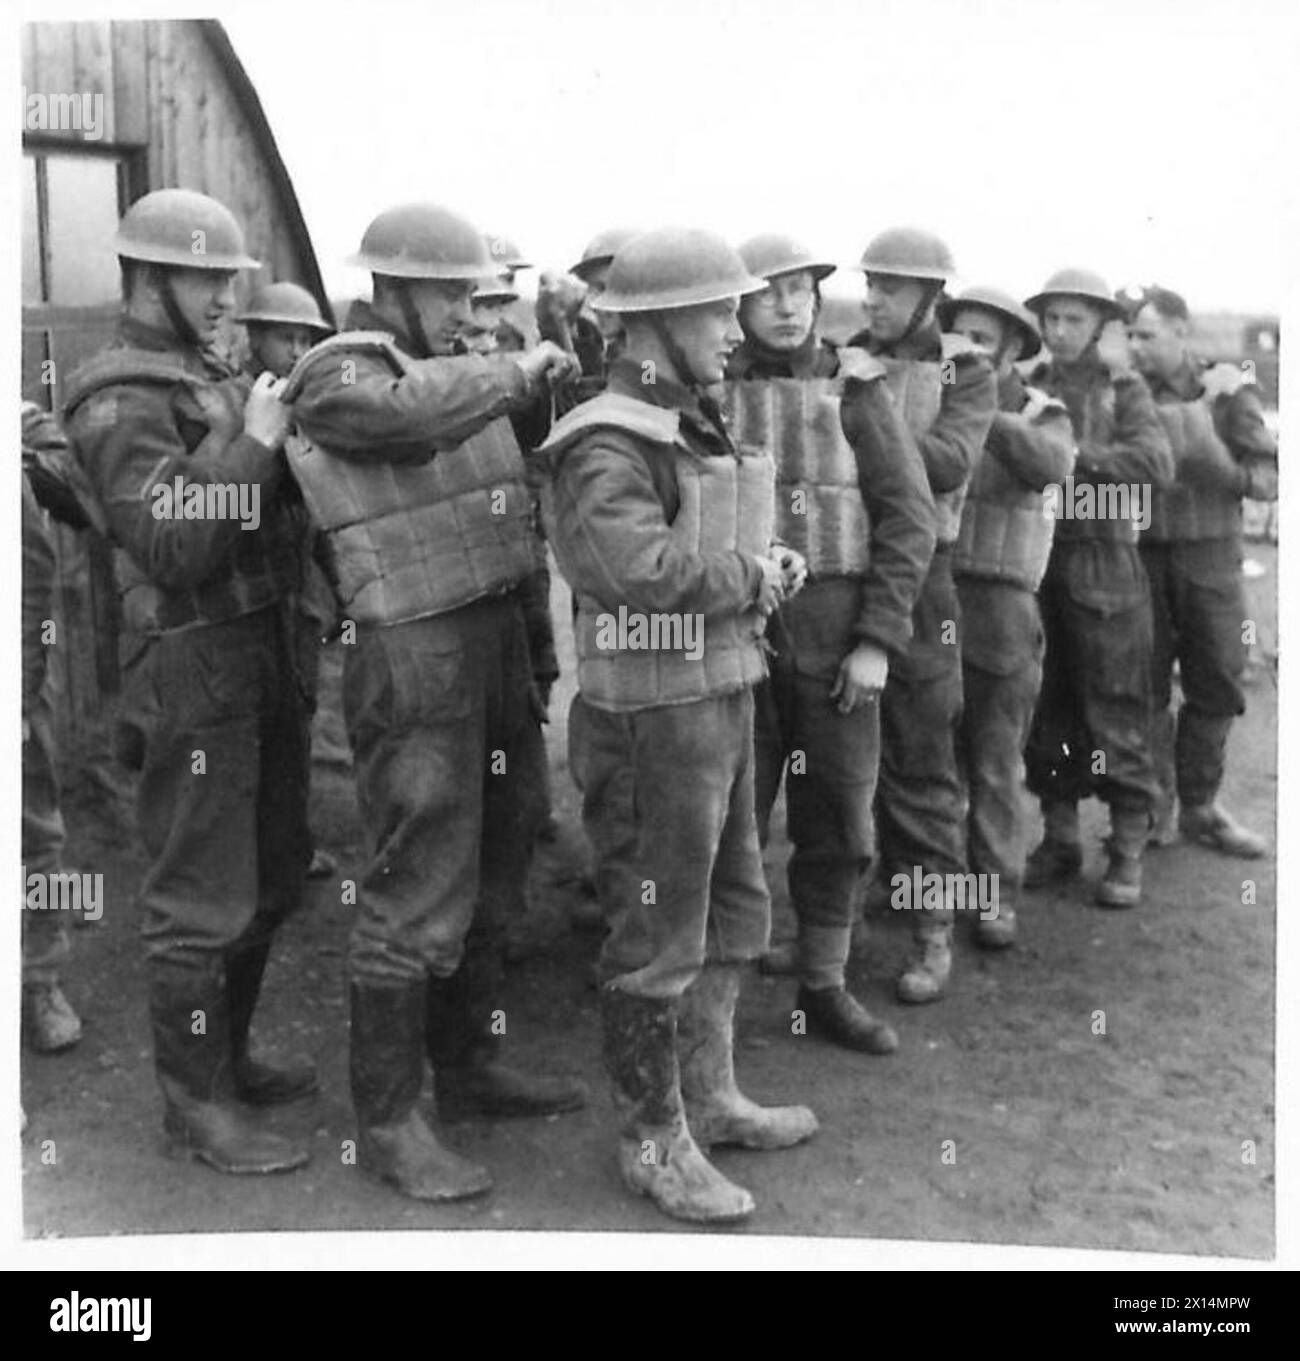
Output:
[{"xmin": 21, "ymin": 546, "xmax": 1277, "ymax": 1258}]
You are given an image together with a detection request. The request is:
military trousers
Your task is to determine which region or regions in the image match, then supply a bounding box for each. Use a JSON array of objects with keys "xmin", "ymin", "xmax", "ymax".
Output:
[
  {"xmin": 1141, "ymin": 536, "xmax": 1248, "ymax": 808},
  {"xmin": 136, "ymin": 606, "xmax": 311, "ymax": 967},
  {"xmin": 344, "ymin": 593, "xmax": 532, "ymax": 985},
  {"xmin": 1025, "ymin": 538, "xmax": 1159, "ymax": 816},
  {"xmin": 753, "ymin": 649, "xmax": 879, "ymax": 932},
  {"xmin": 877, "ymin": 547, "xmax": 967, "ymax": 879},
  {"xmin": 955, "ymin": 578, "xmax": 1045, "ymax": 888},
  {"xmin": 569, "ymin": 687, "xmax": 770, "ymax": 999}
]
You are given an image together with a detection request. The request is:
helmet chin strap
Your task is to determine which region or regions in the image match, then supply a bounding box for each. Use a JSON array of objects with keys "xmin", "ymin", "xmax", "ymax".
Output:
[
  {"xmin": 153, "ymin": 266, "xmax": 200, "ymax": 348},
  {"xmin": 899, "ymin": 278, "xmax": 944, "ymax": 348},
  {"xmin": 647, "ymin": 311, "xmax": 732, "ymax": 446},
  {"xmin": 394, "ymin": 280, "xmax": 435, "ymax": 359}
]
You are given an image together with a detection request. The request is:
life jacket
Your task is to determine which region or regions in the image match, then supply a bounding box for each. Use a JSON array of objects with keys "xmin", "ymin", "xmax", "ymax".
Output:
[
  {"xmin": 880, "ymin": 340, "xmax": 965, "ymax": 544},
  {"xmin": 61, "ymin": 345, "xmax": 303, "ymax": 635},
  {"xmin": 1147, "ymin": 399, "xmax": 1243, "ymax": 541},
  {"xmin": 283, "ymin": 332, "xmax": 535, "ymax": 627},
  {"xmin": 723, "ymin": 356, "xmax": 870, "ymax": 579},
  {"xmin": 953, "ymin": 390, "xmax": 1073, "ymax": 591},
  {"xmin": 541, "ymin": 393, "xmax": 775, "ymax": 712}
]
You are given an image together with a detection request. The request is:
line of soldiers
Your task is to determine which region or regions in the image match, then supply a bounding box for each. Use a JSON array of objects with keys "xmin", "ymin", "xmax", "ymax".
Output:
[{"xmin": 31, "ymin": 188, "xmax": 1275, "ymax": 1228}]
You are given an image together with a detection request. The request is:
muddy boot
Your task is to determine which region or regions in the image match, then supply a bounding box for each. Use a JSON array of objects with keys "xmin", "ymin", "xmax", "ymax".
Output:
[
  {"xmin": 1178, "ymin": 802, "xmax": 1267, "ymax": 859},
  {"xmin": 1096, "ymin": 808, "xmax": 1151, "ymax": 908},
  {"xmin": 428, "ymin": 929, "xmax": 587, "ymax": 1120},
  {"xmin": 151, "ymin": 960, "xmax": 308, "ymax": 1175},
  {"xmin": 974, "ymin": 887, "xmax": 1017, "ymax": 950},
  {"xmin": 601, "ymin": 986, "xmax": 754, "ymax": 1224},
  {"xmin": 226, "ymin": 941, "xmax": 319, "ymax": 1105},
  {"xmin": 795, "ymin": 923, "xmax": 896, "ymax": 1053},
  {"xmin": 351, "ymin": 980, "xmax": 492, "ymax": 1202},
  {"xmin": 23, "ymin": 981, "xmax": 82, "ymax": 1054},
  {"xmin": 896, "ymin": 912, "xmax": 954, "ymax": 1005},
  {"xmin": 679, "ymin": 964, "xmax": 817, "ymax": 1149},
  {"xmin": 1024, "ymin": 801, "xmax": 1083, "ymax": 887}
]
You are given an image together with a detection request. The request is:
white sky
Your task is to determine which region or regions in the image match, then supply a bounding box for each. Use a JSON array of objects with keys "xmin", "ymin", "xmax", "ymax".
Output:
[{"xmin": 213, "ymin": 0, "xmax": 1300, "ymax": 314}]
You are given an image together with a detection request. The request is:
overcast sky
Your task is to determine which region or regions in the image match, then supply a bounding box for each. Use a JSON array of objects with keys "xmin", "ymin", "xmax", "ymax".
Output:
[{"xmin": 219, "ymin": 0, "xmax": 1299, "ymax": 315}]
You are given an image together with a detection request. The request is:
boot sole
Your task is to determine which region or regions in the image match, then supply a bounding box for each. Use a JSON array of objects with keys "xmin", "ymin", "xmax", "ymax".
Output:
[
  {"xmin": 366, "ymin": 1166, "xmax": 494, "ymax": 1202},
  {"xmin": 623, "ymin": 1173, "xmax": 755, "ymax": 1223},
  {"xmin": 164, "ymin": 1134, "xmax": 309, "ymax": 1175}
]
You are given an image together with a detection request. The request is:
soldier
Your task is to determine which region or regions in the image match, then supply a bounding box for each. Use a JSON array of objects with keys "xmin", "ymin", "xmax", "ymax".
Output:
[
  {"xmin": 1022, "ymin": 268, "xmax": 1174, "ymax": 905},
  {"xmin": 485, "ymin": 234, "xmax": 531, "ymax": 352},
  {"xmin": 724, "ymin": 235, "xmax": 935, "ymax": 1052},
  {"xmin": 21, "ymin": 404, "xmax": 83, "ymax": 1054},
  {"xmin": 541, "ymin": 227, "xmax": 818, "ymax": 1225},
  {"xmin": 537, "ymin": 227, "xmax": 640, "ymax": 412},
  {"xmin": 237, "ymin": 283, "xmax": 340, "ymax": 880},
  {"xmin": 848, "ymin": 228, "xmax": 997, "ymax": 1003},
  {"xmin": 940, "ymin": 288, "xmax": 1076, "ymax": 948},
  {"xmin": 285, "ymin": 203, "xmax": 587, "ymax": 1204},
  {"xmin": 62, "ymin": 189, "xmax": 316, "ymax": 1175},
  {"xmin": 1126, "ymin": 286, "xmax": 1274, "ymax": 857}
]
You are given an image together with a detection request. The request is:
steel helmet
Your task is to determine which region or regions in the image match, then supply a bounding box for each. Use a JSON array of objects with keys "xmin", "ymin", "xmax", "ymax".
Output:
[
  {"xmin": 348, "ymin": 203, "xmax": 493, "ymax": 279},
  {"xmin": 569, "ymin": 227, "xmax": 641, "ymax": 281},
  {"xmin": 856, "ymin": 227, "xmax": 955, "ymax": 282},
  {"xmin": 114, "ymin": 188, "xmax": 260, "ymax": 271},
  {"xmin": 939, "ymin": 285, "xmax": 1042, "ymax": 360},
  {"xmin": 738, "ymin": 233, "xmax": 836, "ymax": 283},
  {"xmin": 1024, "ymin": 267, "xmax": 1124, "ymax": 321},
  {"xmin": 236, "ymin": 281, "xmax": 334, "ymax": 334},
  {"xmin": 593, "ymin": 228, "xmax": 767, "ymax": 314},
  {"xmin": 486, "ymin": 234, "xmax": 530, "ymax": 271},
  {"xmin": 472, "ymin": 275, "xmax": 519, "ymax": 305}
]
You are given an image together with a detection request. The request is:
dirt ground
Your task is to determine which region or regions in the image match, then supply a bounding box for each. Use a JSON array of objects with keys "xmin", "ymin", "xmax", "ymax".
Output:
[{"xmin": 21, "ymin": 546, "xmax": 1277, "ymax": 1257}]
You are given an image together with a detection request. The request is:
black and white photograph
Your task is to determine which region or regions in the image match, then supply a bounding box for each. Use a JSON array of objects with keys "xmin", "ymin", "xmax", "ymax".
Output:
[{"xmin": 9, "ymin": 0, "xmax": 1296, "ymax": 1283}]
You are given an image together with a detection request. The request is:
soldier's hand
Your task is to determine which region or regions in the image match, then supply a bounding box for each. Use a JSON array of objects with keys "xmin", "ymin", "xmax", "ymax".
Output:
[
  {"xmin": 770, "ymin": 544, "xmax": 808, "ymax": 599},
  {"xmin": 514, "ymin": 341, "xmax": 581, "ymax": 390},
  {"xmin": 1200, "ymin": 361, "xmax": 1247, "ymax": 401},
  {"xmin": 837, "ymin": 349, "xmax": 888, "ymax": 386},
  {"xmin": 536, "ymin": 272, "xmax": 587, "ymax": 327},
  {"xmin": 752, "ymin": 554, "xmax": 787, "ymax": 616},
  {"xmin": 829, "ymin": 641, "xmax": 889, "ymax": 715},
  {"xmin": 244, "ymin": 373, "xmax": 293, "ymax": 450}
]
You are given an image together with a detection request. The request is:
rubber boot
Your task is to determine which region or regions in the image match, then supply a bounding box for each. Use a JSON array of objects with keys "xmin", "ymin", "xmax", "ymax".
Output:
[
  {"xmin": 896, "ymin": 905, "xmax": 955, "ymax": 1005},
  {"xmin": 351, "ymin": 980, "xmax": 492, "ymax": 1202},
  {"xmin": 679, "ymin": 964, "xmax": 818, "ymax": 1149},
  {"xmin": 23, "ymin": 981, "xmax": 82, "ymax": 1054},
  {"xmin": 226, "ymin": 941, "xmax": 319, "ymax": 1105},
  {"xmin": 1096, "ymin": 808, "xmax": 1150, "ymax": 908},
  {"xmin": 601, "ymin": 986, "xmax": 754, "ymax": 1224},
  {"xmin": 150, "ymin": 959, "xmax": 308, "ymax": 1175},
  {"xmin": 795, "ymin": 923, "xmax": 897, "ymax": 1054},
  {"xmin": 428, "ymin": 928, "xmax": 588, "ymax": 1120},
  {"xmin": 1178, "ymin": 802, "xmax": 1267, "ymax": 859},
  {"xmin": 1024, "ymin": 801, "xmax": 1083, "ymax": 887}
]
